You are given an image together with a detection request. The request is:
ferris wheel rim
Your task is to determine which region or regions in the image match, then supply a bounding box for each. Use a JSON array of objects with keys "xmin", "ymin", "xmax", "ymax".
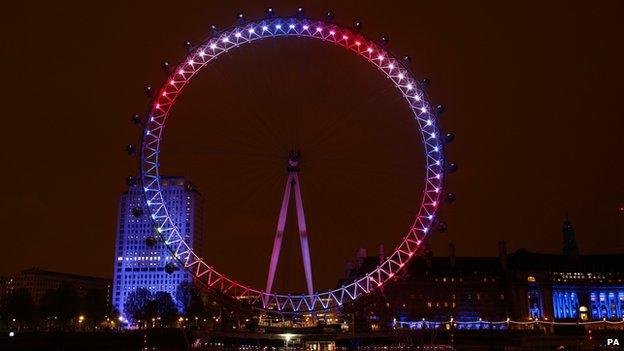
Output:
[{"xmin": 139, "ymin": 16, "xmax": 446, "ymax": 313}]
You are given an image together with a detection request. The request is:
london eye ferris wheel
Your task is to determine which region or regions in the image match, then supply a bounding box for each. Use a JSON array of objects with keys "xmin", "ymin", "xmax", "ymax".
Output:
[{"xmin": 127, "ymin": 8, "xmax": 456, "ymax": 314}]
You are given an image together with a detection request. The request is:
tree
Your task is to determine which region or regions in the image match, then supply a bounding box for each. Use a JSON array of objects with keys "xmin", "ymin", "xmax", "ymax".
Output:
[
  {"xmin": 176, "ymin": 282, "xmax": 193, "ymax": 313},
  {"xmin": 124, "ymin": 288, "xmax": 152, "ymax": 326},
  {"xmin": 82, "ymin": 288, "xmax": 108, "ymax": 327},
  {"xmin": 38, "ymin": 289, "xmax": 58, "ymax": 330},
  {"xmin": 54, "ymin": 284, "xmax": 80, "ymax": 329},
  {"xmin": 3, "ymin": 288, "xmax": 36, "ymax": 330},
  {"xmin": 153, "ymin": 291, "xmax": 178, "ymax": 326},
  {"xmin": 187, "ymin": 292, "xmax": 207, "ymax": 320},
  {"xmin": 176, "ymin": 282, "xmax": 206, "ymax": 318}
]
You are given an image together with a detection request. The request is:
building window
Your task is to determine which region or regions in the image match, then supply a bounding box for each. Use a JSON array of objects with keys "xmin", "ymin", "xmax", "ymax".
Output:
[
  {"xmin": 552, "ymin": 290, "xmax": 578, "ymax": 319},
  {"xmin": 589, "ymin": 290, "xmax": 624, "ymax": 320},
  {"xmin": 528, "ymin": 290, "xmax": 543, "ymax": 319}
]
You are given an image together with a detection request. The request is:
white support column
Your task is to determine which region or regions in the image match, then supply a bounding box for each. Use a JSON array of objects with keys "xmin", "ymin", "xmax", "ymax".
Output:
[
  {"xmin": 264, "ymin": 154, "xmax": 315, "ymax": 299},
  {"xmin": 264, "ymin": 174, "xmax": 293, "ymax": 297},
  {"xmin": 293, "ymin": 172, "xmax": 314, "ymax": 296}
]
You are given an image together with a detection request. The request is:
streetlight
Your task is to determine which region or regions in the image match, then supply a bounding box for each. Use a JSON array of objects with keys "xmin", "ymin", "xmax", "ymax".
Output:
[{"xmin": 282, "ymin": 333, "xmax": 294, "ymax": 348}]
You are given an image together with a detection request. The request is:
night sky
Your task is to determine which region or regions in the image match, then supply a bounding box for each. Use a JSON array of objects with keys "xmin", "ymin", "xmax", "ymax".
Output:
[{"xmin": 1, "ymin": 1, "xmax": 623, "ymax": 293}]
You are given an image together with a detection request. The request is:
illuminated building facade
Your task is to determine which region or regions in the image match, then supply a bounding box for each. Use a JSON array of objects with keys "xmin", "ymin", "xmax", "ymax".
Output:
[
  {"xmin": 112, "ymin": 177, "xmax": 204, "ymax": 318},
  {"xmin": 508, "ymin": 219, "xmax": 624, "ymax": 322},
  {"xmin": 344, "ymin": 219, "xmax": 624, "ymax": 329}
]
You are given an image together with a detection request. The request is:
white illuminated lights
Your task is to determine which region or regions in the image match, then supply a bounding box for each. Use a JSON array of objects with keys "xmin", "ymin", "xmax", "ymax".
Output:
[{"xmin": 140, "ymin": 17, "xmax": 445, "ymax": 314}]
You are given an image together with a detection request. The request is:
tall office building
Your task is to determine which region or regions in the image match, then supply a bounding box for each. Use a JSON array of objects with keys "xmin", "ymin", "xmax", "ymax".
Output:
[{"xmin": 112, "ymin": 177, "xmax": 204, "ymax": 319}]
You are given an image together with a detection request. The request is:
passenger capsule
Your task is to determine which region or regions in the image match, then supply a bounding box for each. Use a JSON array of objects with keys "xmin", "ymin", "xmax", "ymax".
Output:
[
  {"xmin": 165, "ymin": 263, "xmax": 176, "ymax": 274},
  {"xmin": 444, "ymin": 132, "xmax": 455, "ymax": 144},
  {"xmin": 126, "ymin": 176, "xmax": 137, "ymax": 187},
  {"xmin": 145, "ymin": 236, "xmax": 157, "ymax": 247},
  {"xmin": 144, "ymin": 86, "xmax": 153, "ymax": 97},
  {"xmin": 435, "ymin": 104, "xmax": 445, "ymax": 115},
  {"xmin": 183, "ymin": 40, "xmax": 193, "ymax": 53},
  {"xmin": 445, "ymin": 193, "xmax": 456, "ymax": 203},
  {"xmin": 437, "ymin": 221, "xmax": 448, "ymax": 233},
  {"xmin": 447, "ymin": 162, "xmax": 458, "ymax": 173},
  {"xmin": 131, "ymin": 207, "xmax": 143, "ymax": 218}
]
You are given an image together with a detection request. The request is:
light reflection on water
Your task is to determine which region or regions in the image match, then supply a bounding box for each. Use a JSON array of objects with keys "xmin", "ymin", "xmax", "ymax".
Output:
[{"xmin": 145, "ymin": 344, "xmax": 455, "ymax": 351}]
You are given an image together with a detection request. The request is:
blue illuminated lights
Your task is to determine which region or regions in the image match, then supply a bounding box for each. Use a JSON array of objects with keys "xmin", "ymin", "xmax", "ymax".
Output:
[
  {"xmin": 553, "ymin": 290, "xmax": 579, "ymax": 319},
  {"xmin": 589, "ymin": 290, "xmax": 624, "ymax": 320},
  {"xmin": 112, "ymin": 177, "xmax": 203, "ymax": 325}
]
